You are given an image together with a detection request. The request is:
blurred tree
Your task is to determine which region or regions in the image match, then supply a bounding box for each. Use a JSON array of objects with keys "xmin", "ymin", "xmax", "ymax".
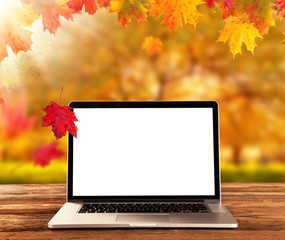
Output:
[{"xmin": 0, "ymin": 8, "xmax": 285, "ymax": 166}]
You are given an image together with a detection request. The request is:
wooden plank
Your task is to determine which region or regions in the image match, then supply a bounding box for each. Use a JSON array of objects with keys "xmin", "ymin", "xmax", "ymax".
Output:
[
  {"xmin": 0, "ymin": 183, "xmax": 284, "ymax": 239},
  {"xmin": 0, "ymin": 230, "xmax": 284, "ymax": 240}
]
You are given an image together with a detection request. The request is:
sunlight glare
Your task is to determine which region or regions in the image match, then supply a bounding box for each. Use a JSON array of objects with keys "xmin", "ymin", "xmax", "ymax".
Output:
[{"xmin": 0, "ymin": 0, "xmax": 14, "ymax": 16}]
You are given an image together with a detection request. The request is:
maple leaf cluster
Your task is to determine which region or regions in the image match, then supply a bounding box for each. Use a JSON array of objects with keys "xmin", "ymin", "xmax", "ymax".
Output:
[
  {"xmin": 0, "ymin": 0, "xmax": 110, "ymax": 62},
  {"xmin": 0, "ymin": 0, "xmax": 284, "ymax": 59}
]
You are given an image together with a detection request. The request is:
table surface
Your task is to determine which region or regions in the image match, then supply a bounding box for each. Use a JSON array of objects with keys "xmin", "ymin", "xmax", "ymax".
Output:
[{"xmin": 0, "ymin": 183, "xmax": 284, "ymax": 239}]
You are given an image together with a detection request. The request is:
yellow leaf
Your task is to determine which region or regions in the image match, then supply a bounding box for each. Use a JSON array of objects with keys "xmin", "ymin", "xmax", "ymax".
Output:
[
  {"xmin": 218, "ymin": 16, "xmax": 262, "ymax": 57},
  {"xmin": 150, "ymin": 0, "xmax": 204, "ymax": 31},
  {"xmin": 142, "ymin": 36, "xmax": 163, "ymax": 55},
  {"xmin": 109, "ymin": 0, "xmax": 150, "ymax": 27}
]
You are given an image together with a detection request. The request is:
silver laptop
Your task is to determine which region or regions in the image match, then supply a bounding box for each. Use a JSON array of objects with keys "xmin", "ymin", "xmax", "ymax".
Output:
[{"xmin": 48, "ymin": 101, "xmax": 238, "ymax": 228}]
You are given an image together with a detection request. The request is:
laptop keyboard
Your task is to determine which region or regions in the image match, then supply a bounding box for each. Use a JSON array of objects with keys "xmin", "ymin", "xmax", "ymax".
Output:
[{"xmin": 78, "ymin": 203, "xmax": 208, "ymax": 213}]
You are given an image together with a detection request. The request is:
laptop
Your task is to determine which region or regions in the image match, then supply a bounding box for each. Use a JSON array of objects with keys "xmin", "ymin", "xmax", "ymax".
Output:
[{"xmin": 48, "ymin": 101, "xmax": 238, "ymax": 228}]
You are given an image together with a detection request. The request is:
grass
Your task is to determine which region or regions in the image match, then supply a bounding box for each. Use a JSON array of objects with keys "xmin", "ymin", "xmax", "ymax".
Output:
[
  {"xmin": 0, "ymin": 161, "xmax": 67, "ymax": 184},
  {"xmin": 221, "ymin": 162, "xmax": 285, "ymax": 182},
  {"xmin": 0, "ymin": 161, "xmax": 285, "ymax": 184}
]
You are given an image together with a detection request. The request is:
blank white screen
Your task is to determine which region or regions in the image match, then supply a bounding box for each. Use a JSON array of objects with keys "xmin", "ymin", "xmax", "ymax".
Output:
[{"xmin": 73, "ymin": 108, "xmax": 215, "ymax": 196}]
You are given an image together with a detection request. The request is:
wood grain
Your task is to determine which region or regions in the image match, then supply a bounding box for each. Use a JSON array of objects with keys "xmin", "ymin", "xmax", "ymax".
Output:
[{"xmin": 0, "ymin": 183, "xmax": 284, "ymax": 239}]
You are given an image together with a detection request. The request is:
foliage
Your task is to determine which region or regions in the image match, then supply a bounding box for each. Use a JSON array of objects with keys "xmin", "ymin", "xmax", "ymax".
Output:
[
  {"xmin": 109, "ymin": 0, "xmax": 150, "ymax": 26},
  {"xmin": 0, "ymin": 0, "xmax": 285, "ymax": 62},
  {"xmin": 0, "ymin": 0, "xmax": 38, "ymax": 61},
  {"xmin": 150, "ymin": 0, "xmax": 204, "ymax": 30},
  {"xmin": 142, "ymin": 36, "xmax": 163, "ymax": 55}
]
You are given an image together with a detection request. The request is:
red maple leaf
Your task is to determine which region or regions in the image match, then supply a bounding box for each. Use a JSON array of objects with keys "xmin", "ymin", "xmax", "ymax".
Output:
[
  {"xmin": 206, "ymin": 0, "xmax": 216, "ymax": 8},
  {"xmin": 273, "ymin": 0, "xmax": 285, "ymax": 17},
  {"xmin": 42, "ymin": 88, "xmax": 78, "ymax": 139},
  {"xmin": 221, "ymin": 0, "xmax": 235, "ymax": 19},
  {"xmin": 0, "ymin": 95, "xmax": 36, "ymax": 138},
  {"xmin": 32, "ymin": 142, "xmax": 64, "ymax": 167},
  {"xmin": 0, "ymin": 94, "xmax": 5, "ymax": 107},
  {"xmin": 67, "ymin": 0, "xmax": 110, "ymax": 14},
  {"xmin": 67, "ymin": 0, "xmax": 98, "ymax": 14}
]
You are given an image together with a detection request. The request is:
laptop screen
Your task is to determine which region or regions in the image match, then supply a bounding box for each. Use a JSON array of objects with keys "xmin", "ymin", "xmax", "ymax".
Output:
[{"xmin": 71, "ymin": 103, "xmax": 217, "ymax": 198}]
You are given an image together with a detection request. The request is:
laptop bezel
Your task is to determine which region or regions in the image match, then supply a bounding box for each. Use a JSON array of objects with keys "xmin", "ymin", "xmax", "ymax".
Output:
[{"xmin": 67, "ymin": 101, "xmax": 220, "ymax": 202}]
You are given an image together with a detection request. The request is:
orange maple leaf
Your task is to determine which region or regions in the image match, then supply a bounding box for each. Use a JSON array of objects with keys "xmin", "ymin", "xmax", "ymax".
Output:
[
  {"xmin": 22, "ymin": 0, "xmax": 74, "ymax": 34},
  {"xmin": 67, "ymin": 0, "xmax": 111, "ymax": 14},
  {"xmin": 150, "ymin": 0, "xmax": 204, "ymax": 31},
  {"xmin": 98, "ymin": 0, "xmax": 111, "ymax": 7},
  {"xmin": 0, "ymin": 0, "xmax": 39, "ymax": 61},
  {"xmin": 109, "ymin": 0, "xmax": 150, "ymax": 27},
  {"xmin": 142, "ymin": 36, "xmax": 163, "ymax": 55}
]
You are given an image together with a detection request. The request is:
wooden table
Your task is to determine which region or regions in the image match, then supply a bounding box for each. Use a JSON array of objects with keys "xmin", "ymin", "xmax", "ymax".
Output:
[{"xmin": 0, "ymin": 183, "xmax": 284, "ymax": 239}]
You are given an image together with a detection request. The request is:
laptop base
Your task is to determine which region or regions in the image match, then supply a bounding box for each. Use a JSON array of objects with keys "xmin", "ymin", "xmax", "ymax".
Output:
[{"xmin": 48, "ymin": 202, "xmax": 238, "ymax": 229}]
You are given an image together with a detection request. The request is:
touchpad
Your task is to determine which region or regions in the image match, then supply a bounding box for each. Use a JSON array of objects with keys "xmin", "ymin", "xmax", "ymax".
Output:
[{"xmin": 117, "ymin": 214, "xmax": 169, "ymax": 222}]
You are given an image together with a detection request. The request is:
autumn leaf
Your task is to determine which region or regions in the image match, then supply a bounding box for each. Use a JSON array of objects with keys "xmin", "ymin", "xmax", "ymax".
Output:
[
  {"xmin": 109, "ymin": 0, "xmax": 150, "ymax": 27},
  {"xmin": 150, "ymin": 0, "xmax": 204, "ymax": 31},
  {"xmin": 206, "ymin": 0, "xmax": 219, "ymax": 8},
  {"xmin": 244, "ymin": 0, "xmax": 275, "ymax": 35},
  {"xmin": 0, "ymin": 93, "xmax": 5, "ymax": 107},
  {"xmin": 42, "ymin": 86, "xmax": 78, "ymax": 140},
  {"xmin": 218, "ymin": 16, "xmax": 263, "ymax": 57},
  {"xmin": 42, "ymin": 101, "xmax": 79, "ymax": 139},
  {"xmin": 0, "ymin": 0, "xmax": 39, "ymax": 62},
  {"xmin": 67, "ymin": 0, "xmax": 111, "ymax": 14},
  {"xmin": 0, "ymin": 47, "xmax": 20, "ymax": 89},
  {"xmin": 32, "ymin": 142, "xmax": 64, "ymax": 167},
  {"xmin": 22, "ymin": 0, "xmax": 74, "ymax": 34},
  {"xmin": 226, "ymin": 0, "xmax": 275, "ymax": 36},
  {"xmin": 0, "ymin": 95, "xmax": 36, "ymax": 138},
  {"xmin": 142, "ymin": 36, "xmax": 163, "ymax": 55},
  {"xmin": 220, "ymin": 0, "xmax": 235, "ymax": 19},
  {"xmin": 273, "ymin": 0, "xmax": 285, "ymax": 17},
  {"xmin": 98, "ymin": 0, "xmax": 112, "ymax": 7}
]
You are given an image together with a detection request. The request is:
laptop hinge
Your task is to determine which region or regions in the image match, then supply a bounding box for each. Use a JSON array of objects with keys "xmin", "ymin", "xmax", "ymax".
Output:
[{"xmin": 204, "ymin": 199, "xmax": 220, "ymax": 203}]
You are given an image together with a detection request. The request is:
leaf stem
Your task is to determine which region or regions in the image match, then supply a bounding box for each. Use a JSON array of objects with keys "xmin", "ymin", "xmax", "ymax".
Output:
[{"xmin": 60, "ymin": 86, "xmax": 63, "ymax": 106}]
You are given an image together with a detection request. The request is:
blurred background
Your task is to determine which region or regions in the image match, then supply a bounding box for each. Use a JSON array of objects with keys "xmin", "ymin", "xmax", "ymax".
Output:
[{"xmin": 1, "ymin": 6, "xmax": 285, "ymax": 183}]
